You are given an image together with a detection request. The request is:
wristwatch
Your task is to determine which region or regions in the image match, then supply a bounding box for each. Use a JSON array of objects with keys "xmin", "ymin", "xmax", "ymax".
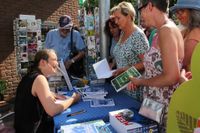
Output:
[{"xmin": 71, "ymin": 59, "xmax": 75, "ymax": 63}]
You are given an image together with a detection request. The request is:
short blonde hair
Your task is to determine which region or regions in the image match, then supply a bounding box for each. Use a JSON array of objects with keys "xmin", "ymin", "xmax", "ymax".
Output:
[
  {"xmin": 110, "ymin": 6, "xmax": 118, "ymax": 15},
  {"xmin": 116, "ymin": 2, "xmax": 136, "ymax": 22}
]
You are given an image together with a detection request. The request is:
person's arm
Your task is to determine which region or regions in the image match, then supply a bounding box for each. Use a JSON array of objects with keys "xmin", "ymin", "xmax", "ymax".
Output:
[
  {"xmin": 51, "ymin": 91, "xmax": 67, "ymax": 100},
  {"xmin": 179, "ymin": 69, "xmax": 192, "ymax": 84},
  {"xmin": 183, "ymin": 39, "xmax": 198, "ymax": 71},
  {"xmin": 129, "ymin": 27, "xmax": 180, "ymax": 87},
  {"xmin": 71, "ymin": 50, "xmax": 85, "ymax": 62},
  {"xmin": 112, "ymin": 66, "xmax": 130, "ymax": 77},
  {"xmin": 112, "ymin": 62, "xmax": 144, "ymax": 77},
  {"xmin": 32, "ymin": 75, "xmax": 80, "ymax": 117},
  {"xmin": 65, "ymin": 30, "xmax": 86, "ymax": 69},
  {"xmin": 64, "ymin": 50, "xmax": 85, "ymax": 69}
]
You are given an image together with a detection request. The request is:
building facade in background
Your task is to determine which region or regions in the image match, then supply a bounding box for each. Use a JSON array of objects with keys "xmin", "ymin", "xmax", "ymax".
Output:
[{"xmin": 0, "ymin": 0, "xmax": 80, "ymax": 97}]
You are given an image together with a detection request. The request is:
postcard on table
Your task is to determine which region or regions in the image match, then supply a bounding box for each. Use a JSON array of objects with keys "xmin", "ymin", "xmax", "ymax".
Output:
[
  {"xmin": 90, "ymin": 98, "xmax": 115, "ymax": 107},
  {"xmin": 60, "ymin": 119, "xmax": 112, "ymax": 133},
  {"xmin": 111, "ymin": 66, "xmax": 141, "ymax": 92},
  {"xmin": 93, "ymin": 58, "xmax": 115, "ymax": 79}
]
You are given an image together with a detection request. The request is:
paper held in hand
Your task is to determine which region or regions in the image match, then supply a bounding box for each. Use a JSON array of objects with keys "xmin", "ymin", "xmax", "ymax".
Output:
[
  {"xmin": 92, "ymin": 58, "xmax": 115, "ymax": 79},
  {"xmin": 111, "ymin": 66, "xmax": 141, "ymax": 92}
]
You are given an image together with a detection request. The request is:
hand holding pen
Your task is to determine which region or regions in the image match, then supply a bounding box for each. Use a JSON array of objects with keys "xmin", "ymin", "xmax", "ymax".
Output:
[{"xmin": 71, "ymin": 92, "xmax": 81, "ymax": 103}]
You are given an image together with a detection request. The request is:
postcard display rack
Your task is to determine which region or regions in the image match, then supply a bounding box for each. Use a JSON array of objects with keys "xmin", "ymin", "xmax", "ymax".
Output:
[
  {"xmin": 79, "ymin": 7, "xmax": 101, "ymax": 80},
  {"xmin": 13, "ymin": 16, "xmax": 42, "ymax": 76}
]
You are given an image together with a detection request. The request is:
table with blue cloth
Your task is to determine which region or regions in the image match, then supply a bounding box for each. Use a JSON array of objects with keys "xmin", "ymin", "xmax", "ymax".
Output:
[{"xmin": 53, "ymin": 83, "xmax": 143, "ymax": 132}]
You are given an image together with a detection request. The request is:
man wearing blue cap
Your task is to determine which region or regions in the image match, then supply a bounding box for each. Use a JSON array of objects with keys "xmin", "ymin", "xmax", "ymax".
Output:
[{"xmin": 45, "ymin": 15, "xmax": 86, "ymax": 77}]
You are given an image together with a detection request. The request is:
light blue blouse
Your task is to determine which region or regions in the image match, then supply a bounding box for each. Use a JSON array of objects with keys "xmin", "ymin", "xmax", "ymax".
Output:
[{"xmin": 45, "ymin": 28, "xmax": 86, "ymax": 61}]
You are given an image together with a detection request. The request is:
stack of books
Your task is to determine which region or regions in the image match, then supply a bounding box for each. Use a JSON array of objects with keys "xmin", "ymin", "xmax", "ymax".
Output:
[
  {"xmin": 76, "ymin": 86, "xmax": 108, "ymax": 101},
  {"xmin": 109, "ymin": 109, "xmax": 158, "ymax": 133},
  {"xmin": 75, "ymin": 86, "xmax": 115, "ymax": 107}
]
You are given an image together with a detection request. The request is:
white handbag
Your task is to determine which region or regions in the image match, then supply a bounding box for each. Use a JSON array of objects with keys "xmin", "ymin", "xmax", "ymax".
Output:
[{"xmin": 139, "ymin": 98, "xmax": 165, "ymax": 123}]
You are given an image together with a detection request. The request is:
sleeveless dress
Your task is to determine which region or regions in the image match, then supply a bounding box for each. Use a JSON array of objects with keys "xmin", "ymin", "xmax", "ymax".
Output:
[
  {"xmin": 142, "ymin": 42, "xmax": 182, "ymax": 132},
  {"xmin": 14, "ymin": 71, "xmax": 54, "ymax": 133}
]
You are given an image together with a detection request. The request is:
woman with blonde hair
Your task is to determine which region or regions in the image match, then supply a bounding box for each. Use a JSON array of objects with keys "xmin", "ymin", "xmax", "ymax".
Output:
[{"xmin": 111, "ymin": 2, "xmax": 149, "ymax": 101}]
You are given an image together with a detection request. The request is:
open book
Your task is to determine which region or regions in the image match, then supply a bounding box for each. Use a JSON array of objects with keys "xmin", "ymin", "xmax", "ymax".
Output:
[{"xmin": 111, "ymin": 66, "xmax": 141, "ymax": 92}]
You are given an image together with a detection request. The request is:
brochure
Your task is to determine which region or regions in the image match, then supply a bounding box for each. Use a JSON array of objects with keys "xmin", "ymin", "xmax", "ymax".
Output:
[
  {"xmin": 77, "ymin": 86, "xmax": 106, "ymax": 95},
  {"xmin": 57, "ymin": 60, "xmax": 73, "ymax": 90},
  {"xmin": 93, "ymin": 58, "xmax": 115, "ymax": 79},
  {"xmin": 90, "ymin": 98, "xmax": 115, "ymax": 107},
  {"xmin": 111, "ymin": 66, "xmax": 141, "ymax": 92}
]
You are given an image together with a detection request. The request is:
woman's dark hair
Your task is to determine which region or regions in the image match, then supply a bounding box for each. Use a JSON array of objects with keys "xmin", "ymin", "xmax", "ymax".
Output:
[
  {"xmin": 188, "ymin": 9, "xmax": 200, "ymax": 31},
  {"xmin": 104, "ymin": 18, "xmax": 118, "ymax": 36},
  {"xmin": 150, "ymin": 0, "xmax": 169, "ymax": 13},
  {"xmin": 28, "ymin": 49, "xmax": 55, "ymax": 74}
]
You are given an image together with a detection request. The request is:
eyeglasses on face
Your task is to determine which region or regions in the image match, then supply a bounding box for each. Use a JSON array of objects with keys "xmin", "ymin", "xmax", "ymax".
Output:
[{"xmin": 175, "ymin": 9, "xmax": 185, "ymax": 16}]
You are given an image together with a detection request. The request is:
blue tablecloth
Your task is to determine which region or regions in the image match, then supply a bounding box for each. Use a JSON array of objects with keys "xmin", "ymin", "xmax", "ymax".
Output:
[{"xmin": 53, "ymin": 84, "xmax": 142, "ymax": 132}]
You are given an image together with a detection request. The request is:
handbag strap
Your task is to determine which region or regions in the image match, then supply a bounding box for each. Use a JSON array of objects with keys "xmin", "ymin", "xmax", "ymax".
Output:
[{"xmin": 70, "ymin": 27, "xmax": 75, "ymax": 54}]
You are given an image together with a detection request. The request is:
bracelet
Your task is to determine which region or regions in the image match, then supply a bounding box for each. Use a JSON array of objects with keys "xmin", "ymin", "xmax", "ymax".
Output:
[{"xmin": 71, "ymin": 59, "xmax": 75, "ymax": 63}]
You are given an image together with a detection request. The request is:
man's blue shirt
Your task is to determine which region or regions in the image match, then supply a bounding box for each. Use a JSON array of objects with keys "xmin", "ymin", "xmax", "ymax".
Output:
[{"xmin": 45, "ymin": 28, "xmax": 86, "ymax": 61}]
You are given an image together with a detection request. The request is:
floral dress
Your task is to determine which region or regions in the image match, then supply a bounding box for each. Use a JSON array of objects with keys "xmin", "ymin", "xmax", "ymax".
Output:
[
  {"xmin": 142, "ymin": 44, "xmax": 182, "ymax": 132},
  {"xmin": 113, "ymin": 27, "xmax": 149, "ymax": 68},
  {"xmin": 113, "ymin": 27, "xmax": 149, "ymax": 101}
]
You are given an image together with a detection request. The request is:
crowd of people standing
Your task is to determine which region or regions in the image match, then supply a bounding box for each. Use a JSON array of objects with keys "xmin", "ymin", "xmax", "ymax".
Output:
[{"xmin": 13, "ymin": 0, "xmax": 200, "ymax": 132}]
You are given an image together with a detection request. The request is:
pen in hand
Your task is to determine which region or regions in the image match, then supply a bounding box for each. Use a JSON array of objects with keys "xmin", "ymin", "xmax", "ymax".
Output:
[{"xmin": 67, "ymin": 109, "xmax": 86, "ymax": 117}]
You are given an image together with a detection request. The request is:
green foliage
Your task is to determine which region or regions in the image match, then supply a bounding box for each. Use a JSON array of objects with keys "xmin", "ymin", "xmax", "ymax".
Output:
[
  {"xmin": 0, "ymin": 80, "xmax": 7, "ymax": 95},
  {"xmin": 83, "ymin": 0, "xmax": 137, "ymax": 13},
  {"xmin": 82, "ymin": 0, "xmax": 178, "ymax": 24},
  {"xmin": 83, "ymin": 0, "xmax": 98, "ymax": 13},
  {"xmin": 83, "ymin": 0, "xmax": 178, "ymax": 12}
]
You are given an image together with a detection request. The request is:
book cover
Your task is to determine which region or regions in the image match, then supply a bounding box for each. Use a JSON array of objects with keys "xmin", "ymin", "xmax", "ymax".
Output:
[
  {"xmin": 109, "ymin": 109, "xmax": 142, "ymax": 133},
  {"xmin": 111, "ymin": 66, "xmax": 141, "ymax": 92},
  {"xmin": 109, "ymin": 109, "xmax": 158, "ymax": 133}
]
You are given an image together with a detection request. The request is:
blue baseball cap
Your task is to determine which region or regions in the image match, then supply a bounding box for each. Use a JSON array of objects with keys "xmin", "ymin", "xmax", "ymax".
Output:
[{"xmin": 59, "ymin": 15, "xmax": 73, "ymax": 29}]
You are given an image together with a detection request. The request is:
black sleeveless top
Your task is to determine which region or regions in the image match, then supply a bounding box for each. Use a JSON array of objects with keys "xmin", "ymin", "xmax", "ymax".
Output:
[{"xmin": 14, "ymin": 71, "xmax": 53, "ymax": 133}]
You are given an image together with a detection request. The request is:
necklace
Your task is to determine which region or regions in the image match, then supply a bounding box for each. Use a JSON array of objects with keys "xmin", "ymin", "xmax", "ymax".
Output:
[{"xmin": 118, "ymin": 31, "xmax": 124, "ymax": 45}]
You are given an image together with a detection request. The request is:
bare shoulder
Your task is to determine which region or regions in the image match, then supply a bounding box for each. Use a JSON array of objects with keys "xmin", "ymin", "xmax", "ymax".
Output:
[
  {"xmin": 159, "ymin": 21, "xmax": 178, "ymax": 35},
  {"xmin": 188, "ymin": 28, "xmax": 200, "ymax": 41},
  {"xmin": 35, "ymin": 74, "xmax": 47, "ymax": 84},
  {"xmin": 32, "ymin": 74, "xmax": 48, "ymax": 96}
]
